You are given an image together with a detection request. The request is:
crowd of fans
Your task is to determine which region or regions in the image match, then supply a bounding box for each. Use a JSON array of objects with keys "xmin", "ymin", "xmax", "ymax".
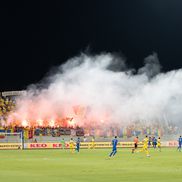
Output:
[
  {"xmin": 0, "ymin": 94, "xmax": 180, "ymax": 140},
  {"xmin": 0, "ymin": 96, "xmax": 16, "ymax": 122}
]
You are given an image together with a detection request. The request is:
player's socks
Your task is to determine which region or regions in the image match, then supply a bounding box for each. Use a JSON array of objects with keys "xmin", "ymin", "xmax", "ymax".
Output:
[
  {"xmin": 109, "ymin": 152, "xmax": 113, "ymax": 157},
  {"xmin": 113, "ymin": 150, "xmax": 117, "ymax": 156}
]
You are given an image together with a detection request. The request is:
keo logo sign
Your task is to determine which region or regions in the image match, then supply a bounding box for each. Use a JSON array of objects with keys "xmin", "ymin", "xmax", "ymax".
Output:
[
  {"xmin": 52, "ymin": 143, "xmax": 62, "ymax": 148},
  {"xmin": 30, "ymin": 143, "xmax": 48, "ymax": 148}
]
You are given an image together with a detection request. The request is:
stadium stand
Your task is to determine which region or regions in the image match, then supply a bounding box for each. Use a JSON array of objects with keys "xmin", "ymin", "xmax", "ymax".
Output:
[{"xmin": 0, "ymin": 91, "xmax": 180, "ymax": 142}]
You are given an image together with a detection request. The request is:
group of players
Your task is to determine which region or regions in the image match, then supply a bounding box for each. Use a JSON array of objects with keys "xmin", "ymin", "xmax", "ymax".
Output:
[
  {"xmin": 108, "ymin": 135, "xmax": 153, "ymax": 158},
  {"xmin": 132, "ymin": 136, "xmax": 162, "ymax": 156},
  {"xmin": 60, "ymin": 135, "xmax": 182, "ymax": 157},
  {"xmin": 61, "ymin": 137, "xmax": 95, "ymax": 153},
  {"xmin": 109, "ymin": 135, "xmax": 182, "ymax": 158}
]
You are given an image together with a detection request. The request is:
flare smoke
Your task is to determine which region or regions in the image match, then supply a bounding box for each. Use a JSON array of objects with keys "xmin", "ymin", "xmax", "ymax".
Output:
[{"xmin": 7, "ymin": 52, "xmax": 182, "ymax": 128}]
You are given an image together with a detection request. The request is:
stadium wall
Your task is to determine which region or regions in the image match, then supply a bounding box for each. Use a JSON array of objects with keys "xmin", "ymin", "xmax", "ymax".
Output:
[
  {"xmin": 25, "ymin": 141, "xmax": 179, "ymax": 149},
  {"xmin": 0, "ymin": 141, "xmax": 179, "ymax": 149},
  {"xmin": 25, "ymin": 142, "xmax": 143, "ymax": 149}
]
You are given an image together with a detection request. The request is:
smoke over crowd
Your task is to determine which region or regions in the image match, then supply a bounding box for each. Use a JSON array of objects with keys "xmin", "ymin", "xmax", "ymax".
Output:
[{"xmin": 7, "ymin": 53, "xmax": 182, "ymax": 129}]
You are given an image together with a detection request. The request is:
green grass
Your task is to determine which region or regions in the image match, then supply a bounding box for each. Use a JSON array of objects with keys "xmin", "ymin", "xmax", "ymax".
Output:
[{"xmin": 0, "ymin": 148, "xmax": 181, "ymax": 182}]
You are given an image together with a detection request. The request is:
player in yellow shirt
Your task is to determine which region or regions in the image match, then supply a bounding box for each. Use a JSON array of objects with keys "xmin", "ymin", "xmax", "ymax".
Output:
[
  {"xmin": 91, "ymin": 137, "xmax": 95, "ymax": 149},
  {"xmin": 69, "ymin": 138, "xmax": 75, "ymax": 153},
  {"xmin": 139, "ymin": 135, "xmax": 150, "ymax": 157},
  {"xmin": 90, "ymin": 137, "xmax": 95, "ymax": 149},
  {"xmin": 157, "ymin": 137, "xmax": 161, "ymax": 152}
]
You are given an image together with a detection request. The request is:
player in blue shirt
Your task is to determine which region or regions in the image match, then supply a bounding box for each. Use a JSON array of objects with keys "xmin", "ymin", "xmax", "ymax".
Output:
[
  {"xmin": 177, "ymin": 136, "xmax": 182, "ymax": 152},
  {"xmin": 75, "ymin": 137, "xmax": 81, "ymax": 152},
  {"xmin": 152, "ymin": 137, "xmax": 157, "ymax": 149},
  {"xmin": 109, "ymin": 136, "xmax": 118, "ymax": 157},
  {"xmin": 148, "ymin": 137, "xmax": 152, "ymax": 148}
]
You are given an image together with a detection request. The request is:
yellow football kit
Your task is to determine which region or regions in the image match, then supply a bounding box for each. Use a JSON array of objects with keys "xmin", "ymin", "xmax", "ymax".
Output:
[
  {"xmin": 139, "ymin": 137, "xmax": 150, "ymax": 156},
  {"xmin": 69, "ymin": 139, "xmax": 74, "ymax": 153}
]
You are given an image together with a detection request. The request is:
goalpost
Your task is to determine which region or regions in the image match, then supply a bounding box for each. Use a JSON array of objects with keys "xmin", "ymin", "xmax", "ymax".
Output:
[{"xmin": 0, "ymin": 132, "xmax": 24, "ymax": 150}]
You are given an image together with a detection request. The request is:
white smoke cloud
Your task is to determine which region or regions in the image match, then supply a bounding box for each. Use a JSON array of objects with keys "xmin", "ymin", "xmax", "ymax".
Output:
[
  {"xmin": 138, "ymin": 52, "xmax": 161, "ymax": 77},
  {"xmin": 9, "ymin": 52, "xmax": 182, "ymax": 129}
]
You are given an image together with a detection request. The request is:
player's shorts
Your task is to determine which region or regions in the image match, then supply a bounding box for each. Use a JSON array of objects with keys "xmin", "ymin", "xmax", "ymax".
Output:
[
  {"xmin": 76, "ymin": 144, "xmax": 80, "ymax": 148},
  {"xmin": 70, "ymin": 144, "xmax": 74, "ymax": 149},
  {"xmin": 112, "ymin": 147, "xmax": 117, "ymax": 151},
  {"xmin": 143, "ymin": 145, "xmax": 148, "ymax": 149},
  {"xmin": 134, "ymin": 143, "xmax": 138, "ymax": 149}
]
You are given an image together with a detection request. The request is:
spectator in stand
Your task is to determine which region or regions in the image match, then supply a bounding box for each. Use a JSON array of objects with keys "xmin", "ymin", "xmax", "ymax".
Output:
[
  {"xmin": 83, "ymin": 136, "xmax": 87, "ymax": 142},
  {"xmin": 0, "ymin": 96, "xmax": 15, "ymax": 123}
]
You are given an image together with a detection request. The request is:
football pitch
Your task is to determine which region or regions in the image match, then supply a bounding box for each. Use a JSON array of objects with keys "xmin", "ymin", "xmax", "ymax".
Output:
[{"xmin": 0, "ymin": 148, "xmax": 181, "ymax": 182}]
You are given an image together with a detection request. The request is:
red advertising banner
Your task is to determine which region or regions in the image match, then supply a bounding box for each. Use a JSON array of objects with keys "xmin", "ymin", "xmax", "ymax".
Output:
[
  {"xmin": 27, "ymin": 143, "xmax": 69, "ymax": 149},
  {"xmin": 26, "ymin": 142, "xmax": 141, "ymax": 149}
]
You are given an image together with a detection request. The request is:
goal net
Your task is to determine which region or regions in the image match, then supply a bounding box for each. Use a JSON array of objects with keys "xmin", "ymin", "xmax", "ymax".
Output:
[{"xmin": 0, "ymin": 132, "xmax": 23, "ymax": 150}]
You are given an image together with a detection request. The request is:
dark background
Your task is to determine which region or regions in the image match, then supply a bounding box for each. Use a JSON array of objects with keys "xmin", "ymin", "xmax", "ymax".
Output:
[{"xmin": 1, "ymin": 0, "xmax": 182, "ymax": 91}]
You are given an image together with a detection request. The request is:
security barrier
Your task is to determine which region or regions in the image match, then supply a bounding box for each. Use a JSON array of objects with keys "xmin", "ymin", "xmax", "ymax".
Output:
[
  {"xmin": 0, "ymin": 143, "xmax": 22, "ymax": 150},
  {"xmin": 26, "ymin": 142, "xmax": 143, "ymax": 149},
  {"xmin": 0, "ymin": 141, "xmax": 178, "ymax": 149}
]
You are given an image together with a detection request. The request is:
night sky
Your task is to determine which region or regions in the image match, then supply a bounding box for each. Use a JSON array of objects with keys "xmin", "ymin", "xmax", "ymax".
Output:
[{"xmin": 1, "ymin": 0, "xmax": 182, "ymax": 91}]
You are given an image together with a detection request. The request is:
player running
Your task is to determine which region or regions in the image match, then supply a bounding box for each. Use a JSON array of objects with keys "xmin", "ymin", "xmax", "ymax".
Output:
[
  {"xmin": 69, "ymin": 138, "xmax": 75, "ymax": 153},
  {"xmin": 90, "ymin": 136, "xmax": 95, "ymax": 149},
  {"xmin": 157, "ymin": 137, "xmax": 161, "ymax": 152},
  {"xmin": 152, "ymin": 137, "xmax": 157, "ymax": 149},
  {"xmin": 61, "ymin": 138, "xmax": 65, "ymax": 149},
  {"xmin": 132, "ymin": 136, "xmax": 139, "ymax": 153},
  {"xmin": 139, "ymin": 135, "xmax": 150, "ymax": 157},
  {"xmin": 109, "ymin": 136, "xmax": 118, "ymax": 157},
  {"xmin": 148, "ymin": 137, "xmax": 152, "ymax": 148},
  {"xmin": 75, "ymin": 137, "xmax": 81, "ymax": 152},
  {"xmin": 177, "ymin": 136, "xmax": 182, "ymax": 152}
]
